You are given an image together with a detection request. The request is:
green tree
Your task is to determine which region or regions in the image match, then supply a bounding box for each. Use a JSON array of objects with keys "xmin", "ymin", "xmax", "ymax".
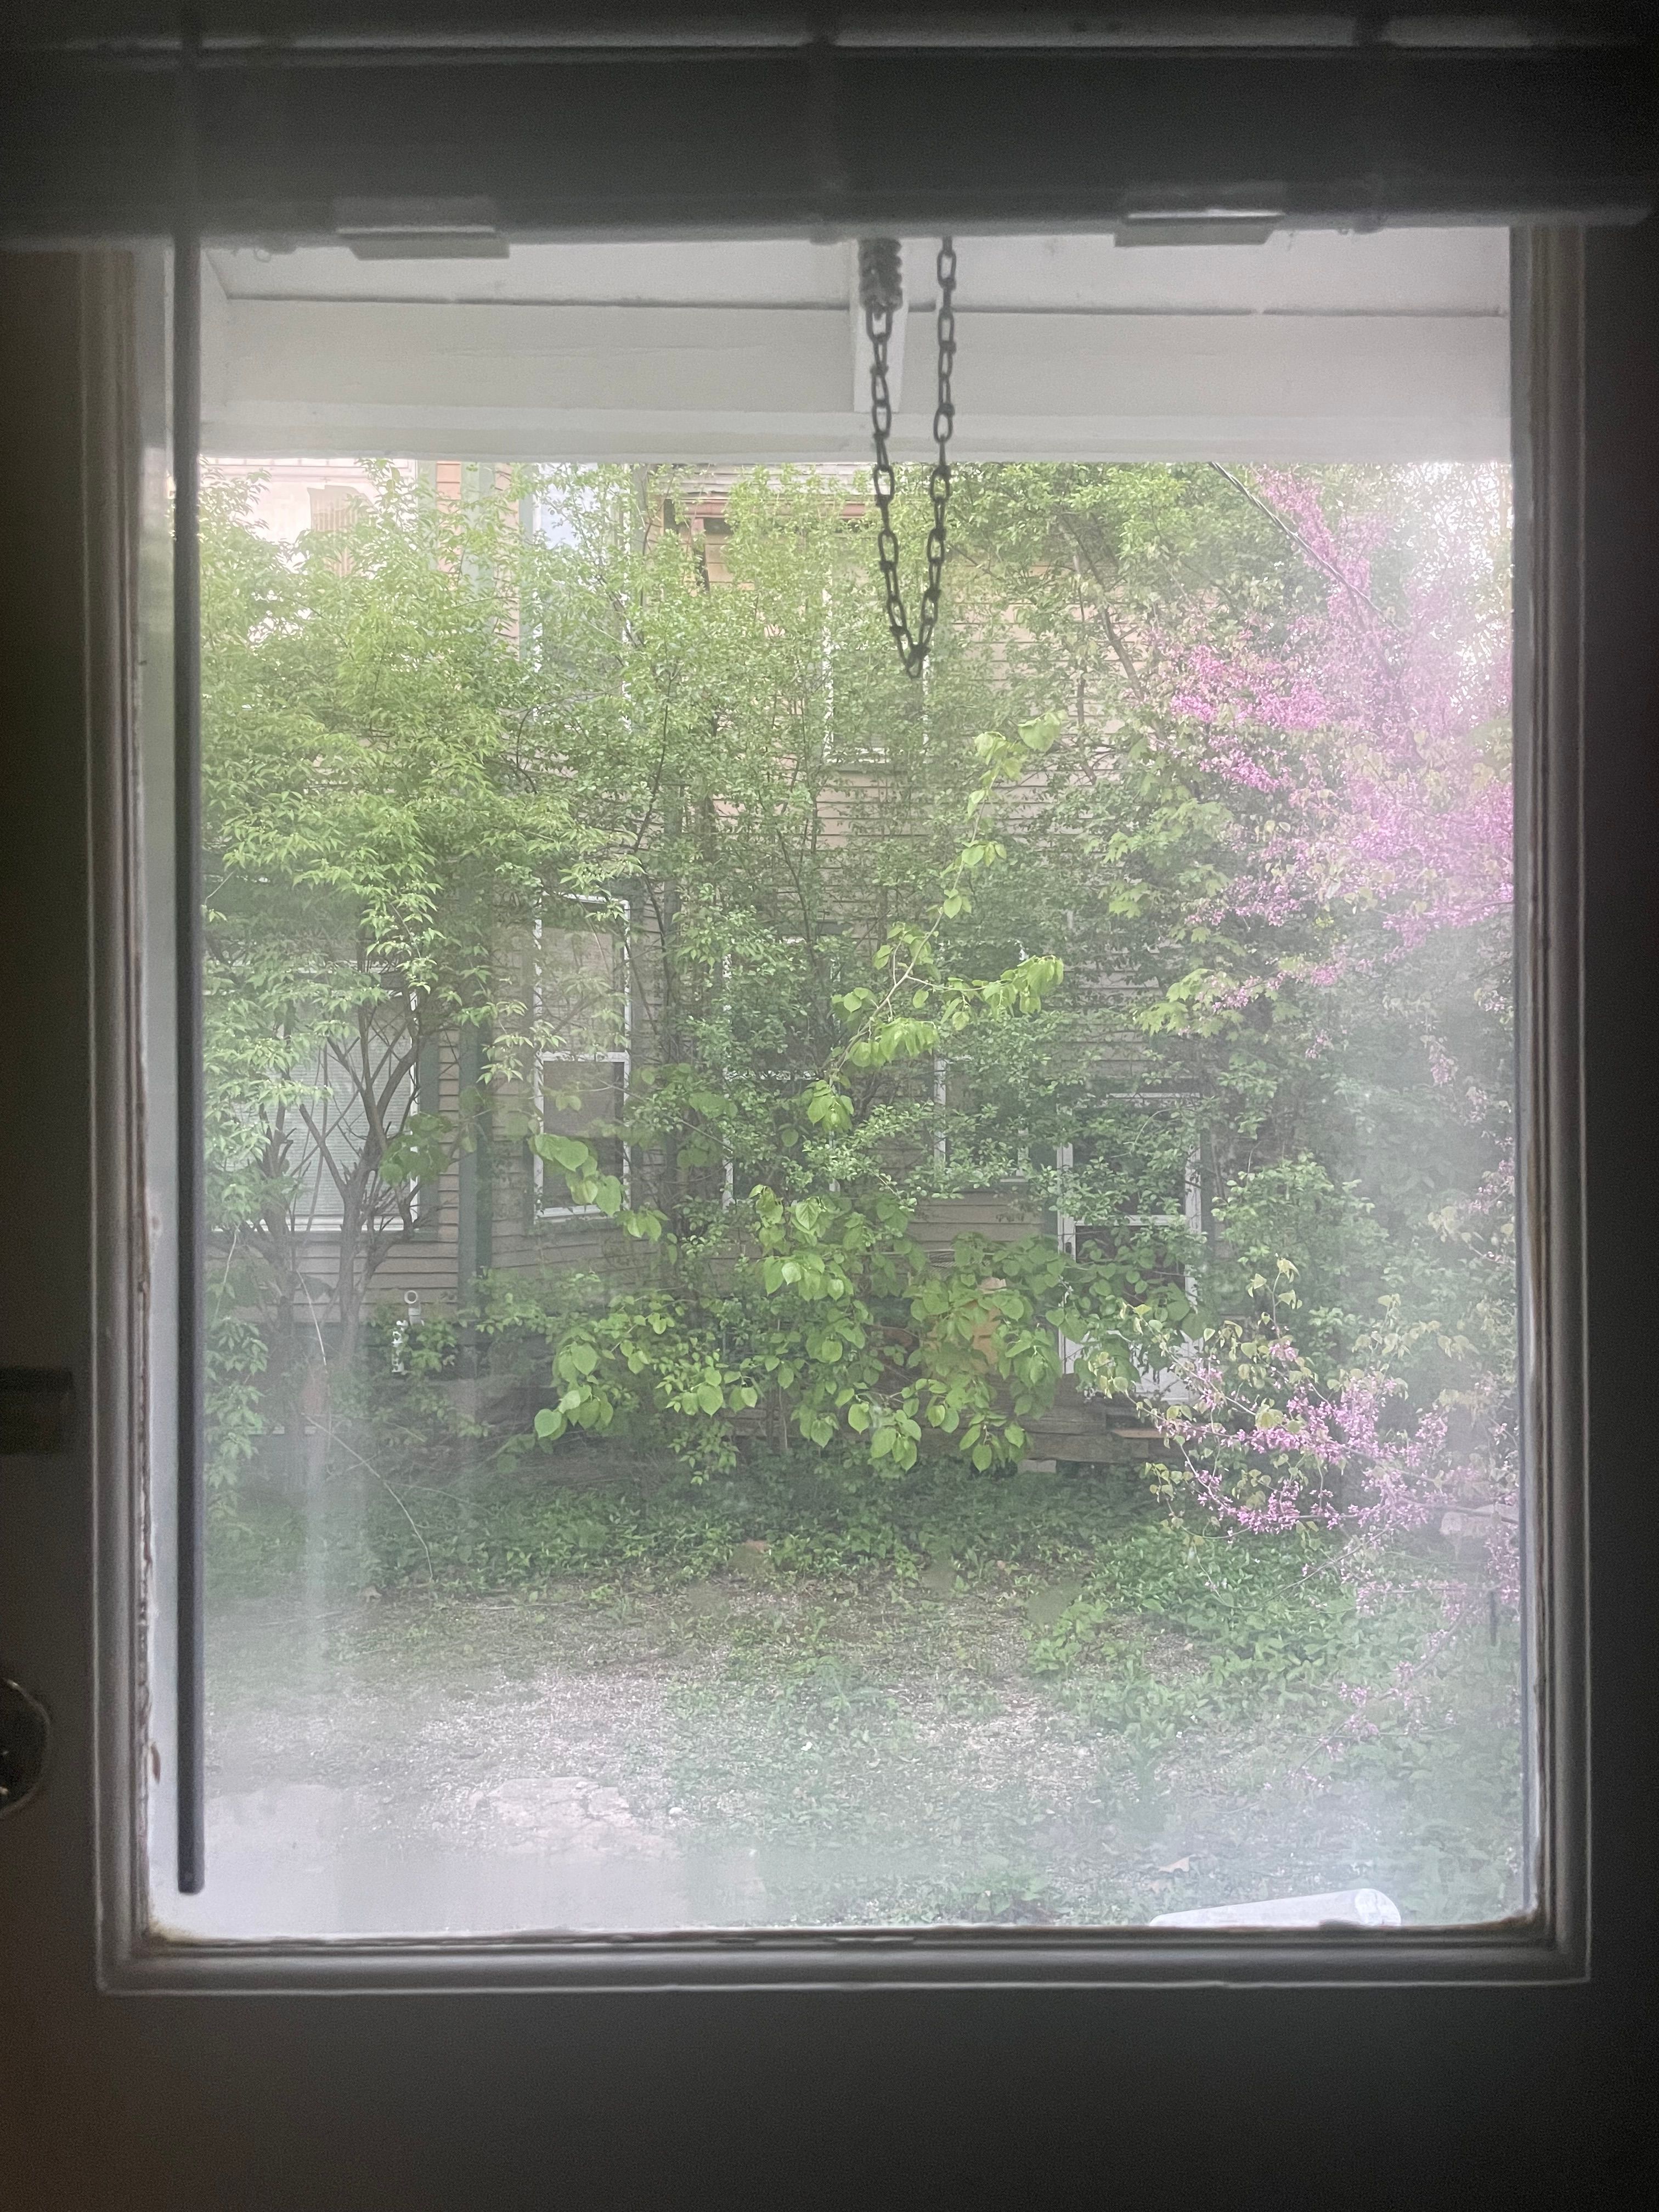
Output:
[{"xmin": 201, "ymin": 467, "xmax": 588, "ymax": 1469}]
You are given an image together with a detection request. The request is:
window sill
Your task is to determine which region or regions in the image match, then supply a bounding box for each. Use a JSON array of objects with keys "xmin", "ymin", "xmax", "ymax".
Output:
[{"xmin": 107, "ymin": 1913, "xmax": 1581, "ymax": 1995}]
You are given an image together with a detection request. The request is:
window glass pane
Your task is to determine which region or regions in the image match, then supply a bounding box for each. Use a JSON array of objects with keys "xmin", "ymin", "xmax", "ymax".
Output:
[
  {"xmin": 539, "ymin": 917, "xmax": 628, "ymax": 1058},
  {"xmin": 171, "ymin": 228, "xmax": 1523, "ymax": 1939}
]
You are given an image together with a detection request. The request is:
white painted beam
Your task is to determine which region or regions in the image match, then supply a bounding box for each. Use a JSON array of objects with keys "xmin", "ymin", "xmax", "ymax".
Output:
[{"xmin": 204, "ymin": 296, "xmax": 1507, "ymax": 463}]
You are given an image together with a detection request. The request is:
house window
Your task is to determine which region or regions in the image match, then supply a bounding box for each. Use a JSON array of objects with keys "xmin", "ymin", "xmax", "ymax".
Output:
[
  {"xmin": 534, "ymin": 906, "xmax": 630, "ymax": 1218},
  {"xmin": 284, "ymin": 1042, "xmax": 421, "ymax": 1237},
  {"xmin": 538, "ymin": 1057, "xmax": 628, "ymax": 1210},
  {"xmin": 1056, "ymin": 1108, "xmax": 1204, "ymax": 1383},
  {"xmin": 307, "ymin": 483, "xmax": 362, "ymax": 535}
]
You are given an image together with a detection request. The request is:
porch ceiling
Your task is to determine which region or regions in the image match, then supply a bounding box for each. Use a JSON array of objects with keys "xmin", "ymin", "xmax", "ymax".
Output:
[{"xmin": 202, "ymin": 228, "xmax": 1508, "ymax": 464}]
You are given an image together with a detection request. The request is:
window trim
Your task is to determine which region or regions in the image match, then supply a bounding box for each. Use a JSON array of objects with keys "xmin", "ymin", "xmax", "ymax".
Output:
[{"xmin": 91, "ymin": 226, "xmax": 1587, "ymax": 1993}]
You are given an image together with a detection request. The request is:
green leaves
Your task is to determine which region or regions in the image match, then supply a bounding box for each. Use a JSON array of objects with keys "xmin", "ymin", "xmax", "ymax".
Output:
[
  {"xmin": 588, "ymin": 1174, "xmax": 625, "ymax": 1216},
  {"xmin": 527, "ymin": 1133, "xmax": 663, "ymax": 1239},
  {"xmin": 509, "ymin": 1189, "xmax": 1090, "ymax": 1482},
  {"xmin": 531, "ymin": 1132, "xmax": 592, "ymax": 1174},
  {"xmin": 802, "ymin": 1081, "xmax": 854, "ymax": 1133},
  {"xmin": 957, "ymin": 839, "xmax": 1007, "ymax": 873},
  {"xmin": 810, "ymin": 709, "xmax": 1066, "ymax": 1091},
  {"xmin": 1018, "ymin": 712, "xmax": 1063, "ymax": 757},
  {"xmin": 968, "ymin": 713, "xmax": 1060, "ymax": 783}
]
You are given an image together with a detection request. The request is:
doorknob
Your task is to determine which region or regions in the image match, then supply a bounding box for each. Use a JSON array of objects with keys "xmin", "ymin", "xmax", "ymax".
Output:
[{"xmin": 0, "ymin": 1678, "xmax": 49, "ymax": 1819}]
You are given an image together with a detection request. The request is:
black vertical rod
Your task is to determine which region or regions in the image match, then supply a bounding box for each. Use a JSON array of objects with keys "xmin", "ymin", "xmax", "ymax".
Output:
[{"xmin": 174, "ymin": 16, "xmax": 206, "ymax": 1896}]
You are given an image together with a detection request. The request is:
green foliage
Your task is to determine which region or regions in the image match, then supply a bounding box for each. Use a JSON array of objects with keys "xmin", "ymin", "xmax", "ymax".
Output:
[
  {"xmin": 348, "ymin": 1445, "xmax": 1156, "ymax": 1595},
  {"xmin": 487, "ymin": 1205, "xmax": 1184, "ymax": 1480},
  {"xmin": 318, "ymin": 1437, "xmax": 1482, "ymax": 1798},
  {"xmin": 201, "ymin": 458, "xmax": 1511, "ymax": 1563},
  {"xmin": 527, "ymin": 1130, "xmax": 664, "ymax": 1239}
]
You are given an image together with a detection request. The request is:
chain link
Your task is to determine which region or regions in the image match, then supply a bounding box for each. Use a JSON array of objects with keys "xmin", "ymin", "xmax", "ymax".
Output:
[{"xmin": 860, "ymin": 236, "xmax": 956, "ymax": 679}]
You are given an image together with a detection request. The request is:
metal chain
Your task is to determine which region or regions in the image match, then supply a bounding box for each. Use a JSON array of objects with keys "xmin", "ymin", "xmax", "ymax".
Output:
[{"xmin": 860, "ymin": 236, "xmax": 957, "ymax": 679}]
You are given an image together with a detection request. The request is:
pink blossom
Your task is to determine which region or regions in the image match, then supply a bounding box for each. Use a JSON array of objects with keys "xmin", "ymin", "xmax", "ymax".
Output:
[{"xmin": 1157, "ymin": 467, "xmax": 1512, "ymax": 1005}]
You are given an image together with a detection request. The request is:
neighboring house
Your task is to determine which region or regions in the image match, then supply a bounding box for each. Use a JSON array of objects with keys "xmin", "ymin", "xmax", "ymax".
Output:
[{"xmin": 216, "ymin": 454, "xmax": 387, "ymax": 542}]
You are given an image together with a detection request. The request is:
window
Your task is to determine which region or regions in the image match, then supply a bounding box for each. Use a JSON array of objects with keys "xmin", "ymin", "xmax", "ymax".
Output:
[
  {"xmin": 534, "ymin": 908, "xmax": 631, "ymax": 1218},
  {"xmin": 148, "ymin": 218, "xmax": 1553, "ymax": 1967},
  {"xmin": 282, "ymin": 1043, "xmax": 421, "ymax": 1237},
  {"xmin": 307, "ymin": 482, "xmax": 363, "ymax": 535},
  {"xmin": 1056, "ymin": 1104, "xmax": 1204, "ymax": 1388}
]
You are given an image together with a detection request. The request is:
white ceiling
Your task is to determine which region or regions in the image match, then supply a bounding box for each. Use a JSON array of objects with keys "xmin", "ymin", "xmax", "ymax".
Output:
[{"xmin": 202, "ymin": 229, "xmax": 1509, "ymax": 464}]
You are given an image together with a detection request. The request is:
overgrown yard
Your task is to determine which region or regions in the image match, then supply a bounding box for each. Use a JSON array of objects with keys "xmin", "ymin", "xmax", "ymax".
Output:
[{"xmin": 201, "ymin": 1455, "xmax": 1521, "ymax": 1934}]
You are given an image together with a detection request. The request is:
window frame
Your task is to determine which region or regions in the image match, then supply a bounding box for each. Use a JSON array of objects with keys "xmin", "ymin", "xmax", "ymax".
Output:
[{"xmin": 83, "ymin": 224, "xmax": 1587, "ymax": 1992}]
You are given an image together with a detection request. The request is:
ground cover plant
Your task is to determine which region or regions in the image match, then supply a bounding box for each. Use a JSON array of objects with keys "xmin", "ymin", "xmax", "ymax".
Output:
[{"xmin": 199, "ymin": 453, "xmax": 1521, "ymax": 1927}]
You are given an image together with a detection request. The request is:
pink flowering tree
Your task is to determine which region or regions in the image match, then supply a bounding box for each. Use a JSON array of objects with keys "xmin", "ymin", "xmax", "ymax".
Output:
[{"xmin": 1053, "ymin": 463, "xmax": 1517, "ymax": 1605}]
